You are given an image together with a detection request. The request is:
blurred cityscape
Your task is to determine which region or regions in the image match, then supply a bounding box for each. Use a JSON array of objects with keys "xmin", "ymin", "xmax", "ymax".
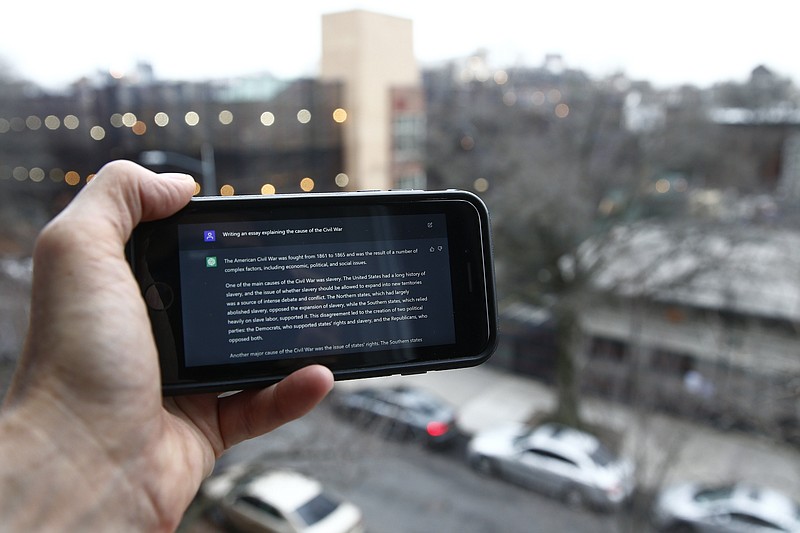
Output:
[{"xmin": 1, "ymin": 8, "xmax": 800, "ymax": 533}]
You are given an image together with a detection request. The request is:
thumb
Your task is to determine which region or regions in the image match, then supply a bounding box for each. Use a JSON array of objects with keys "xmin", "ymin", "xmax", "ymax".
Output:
[{"xmin": 56, "ymin": 160, "xmax": 196, "ymax": 246}]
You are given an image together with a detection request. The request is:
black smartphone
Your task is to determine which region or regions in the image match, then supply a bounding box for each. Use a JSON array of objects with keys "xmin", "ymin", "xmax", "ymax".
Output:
[{"xmin": 127, "ymin": 189, "xmax": 497, "ymax": 394}]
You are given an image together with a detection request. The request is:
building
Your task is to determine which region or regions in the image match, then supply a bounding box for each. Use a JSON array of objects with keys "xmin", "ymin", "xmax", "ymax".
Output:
[
  {"xmin": 577, "ymin": 223, "xmax": 800, "ymax": 443},
  {"xmin": 321, "ymin": 10, "xmax": 426, "ymax": 191}
]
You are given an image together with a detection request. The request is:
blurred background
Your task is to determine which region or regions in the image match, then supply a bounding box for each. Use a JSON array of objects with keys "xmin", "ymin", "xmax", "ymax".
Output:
[{"xmin": 2, "ymin": 2, "xmax": 799, "ymax": 532}]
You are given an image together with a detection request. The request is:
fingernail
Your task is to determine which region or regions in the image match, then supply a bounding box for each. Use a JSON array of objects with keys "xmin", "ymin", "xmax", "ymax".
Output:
[{"xmin": 162, "ymin": 173, "xmax": 195, "ymax": 181}]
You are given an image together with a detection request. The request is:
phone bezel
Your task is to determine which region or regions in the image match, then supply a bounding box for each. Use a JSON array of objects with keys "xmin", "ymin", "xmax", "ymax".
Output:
[{"xmin": 128, "ymin": 190, "xmax": 497, "ymax": 394}]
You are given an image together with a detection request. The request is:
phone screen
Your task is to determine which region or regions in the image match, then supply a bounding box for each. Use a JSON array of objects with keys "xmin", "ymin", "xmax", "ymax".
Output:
[{"xmin": 177, "ymin": 213, "xmax": 455, "ymax": 367}]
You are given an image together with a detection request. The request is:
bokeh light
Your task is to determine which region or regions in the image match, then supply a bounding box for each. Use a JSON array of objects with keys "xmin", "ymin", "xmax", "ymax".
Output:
[
  {"xmin": 555, "ymin": 103, "xmax": 570, "ymax": 118},
  {"xmin": 29, "ymin": 168, "xmax": 45, "ymax": 182},
  {"xmin": 26, "ymin": 116, "xmax": 42, "ymax": 130},
  {"xmin": 122, "ymin": 112, "xmax": 137, "ymax": 127},
  {"xmin": 65, "ymin": 171, "xmax": 81, "ymax": 186},
  {"xmin": 218, "ymin": 110, "xmax": 233, "ymax": 125},
  {"xmin": 494, "ymin": 70, "xmax": 509, "ymax": 85},
  {"xmin": 260, "ymin": 111, "xmax": 275, "ymax": 126},
  {"xmin": 297, "ymin": 109, "xmax": 311, "ymax": 124},
  {"xmin": 220, "ymin": 184, "xmax": 235, "ymax": 196},
  {"xmin": 185, "ymin": 111, "xmax": 200, "ymax": 126},
  {"xmin": 0, "ymin": 119, "xmax": 9, "ymax": 133},
  {"xmin": 132, "ymin": 121, "xmax": 147, "ymax": 135},
  {"xmin": 49, "ymin": 168, "xmax": 64, "ymax": 182},
  {"xmin": 193, "ymin": 182, "xmax": 201, "ymax": 196},
  {"xmin": 335, "ymin": 173, "xmax": 349, "ymax": 188},
  {"xmin": 332, "ymin": 108, "xmax": 348, "ymax": 123},
  {"xmin": 110, "ymin": 113, "xmax": 124, "ymax": 128},
  {"xmin": 474, "ymin": 177, "xmax": 489, "ymax": 192},
  {"xmin": 154, "ymin": 112, "xmax": 169, "ymax": 127},
  {"xmin": 300, "ymin": 177, "xmax": 315, "ymax": 191},
  {"xmin": 90, "ymin": 126, "xmax": 106, "ymax": 140},
  {"xmin": 260, "ymin": 183, "xmax": 276, "ymax": 195},
  {"xmin": 12, "ymin": 167, "xmax": 27, "ymax": 181},
  {"xmin": 44, "ymin": 115, "xmax": 60, "ymax": 130},
  {"xmin": 64, "ymin": 115, "xmax": 80, "ymax": 130}
]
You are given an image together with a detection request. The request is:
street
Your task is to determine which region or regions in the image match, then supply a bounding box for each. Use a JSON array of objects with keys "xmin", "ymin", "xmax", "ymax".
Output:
[{"xmin": 182, "ymin": 396, "xmax": 651, "ymax": 533}]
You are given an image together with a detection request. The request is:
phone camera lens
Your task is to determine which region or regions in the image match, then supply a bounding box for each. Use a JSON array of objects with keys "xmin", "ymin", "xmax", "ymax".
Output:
[{"xmin": 144, "ymin": 283, "xmax": 174, "ymax": 310}]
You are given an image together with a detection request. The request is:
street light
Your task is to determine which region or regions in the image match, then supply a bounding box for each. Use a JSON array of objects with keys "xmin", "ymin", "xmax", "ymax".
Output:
[{"xmin": 139, "ymin": 143, "xmax": 216, "ymax": 195}]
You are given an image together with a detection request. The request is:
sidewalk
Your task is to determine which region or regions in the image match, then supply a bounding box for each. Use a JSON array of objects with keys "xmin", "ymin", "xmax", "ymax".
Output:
[{"xmin": 335, "ymin": 364, "xmax": 800, "ymax": 500}]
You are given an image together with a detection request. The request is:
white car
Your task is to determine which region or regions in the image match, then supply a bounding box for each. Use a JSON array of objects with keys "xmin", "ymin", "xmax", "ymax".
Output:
[
  {"xmin": 652, "ymin": 482, "xmax": 800, "ymax": 532},
  {"xmin": 467, "ymin": 422, "xmax": 635, "ymax": 510},
  {"xmin": 201, "ymin": 464, "xmax": 364, "ymax": 533}
]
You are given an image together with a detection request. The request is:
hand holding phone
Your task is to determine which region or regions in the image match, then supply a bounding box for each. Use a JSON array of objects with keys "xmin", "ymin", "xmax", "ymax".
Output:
[{"xmin": 128, "ymin": 190, "xmax": 497, "ymax": 394}]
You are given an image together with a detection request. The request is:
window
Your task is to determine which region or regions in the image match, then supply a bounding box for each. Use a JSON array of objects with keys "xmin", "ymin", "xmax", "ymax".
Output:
[
  {"xmin": 392, "ymin": 114, "xmax": 426, "ymax": 162},
  {"xmin": 693, "ymin": 486, "xmax": 734, "ymax": 503},
  {"xmin": 295, "ymin": 493, "xmax": 339, "ymax": 526},
  {"xmin": 235, "ymin": 495, "xmax": 284, "ymax": 520},
  {"xmin": 727, "ymin": 513, "xmax": 784, "ymax": 530},
  {"xmin": 527, "ymin": 449, "xmax": 578, "ymax": 468},
  {"xmin": 589, "ymin": 444, "xmax": 615, "ymax": 467}
]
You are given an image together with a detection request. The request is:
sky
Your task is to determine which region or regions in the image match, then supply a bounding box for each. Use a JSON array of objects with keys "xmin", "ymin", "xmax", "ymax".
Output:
[{"xmin": 1, "ymin": 1, "xmax": 797, "ymax": 90}]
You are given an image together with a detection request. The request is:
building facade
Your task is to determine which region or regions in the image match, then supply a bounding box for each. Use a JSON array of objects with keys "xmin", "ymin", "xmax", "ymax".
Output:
[
  {"xmin": 321, "ymin": 10, "xmax": 425, "ymax": 191},
  {"xmin": 577, "ymin": 224, "xmax": 800, "ymax": 444}
]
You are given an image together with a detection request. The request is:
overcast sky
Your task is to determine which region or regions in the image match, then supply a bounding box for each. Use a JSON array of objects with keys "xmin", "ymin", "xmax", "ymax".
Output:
[{"xmin": 1, "ymin": 1, "xmax": 796, "ymax": 90}]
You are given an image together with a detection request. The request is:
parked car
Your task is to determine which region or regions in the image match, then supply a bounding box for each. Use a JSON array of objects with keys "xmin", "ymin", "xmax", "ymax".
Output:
[
  {"xmin": 332, "ymin": 385, "xmax": 458, "ymax": 446},
  {"xmin": 466, "ymin": 422, "xmax": 635, "ymax": 510},
  {"xmin": 652, "ymin": 482, "xmax": 800, "ymax": 532},
  {"xmin": 201, "ymin": 463, "xmax": 363, "ymax": 533}
]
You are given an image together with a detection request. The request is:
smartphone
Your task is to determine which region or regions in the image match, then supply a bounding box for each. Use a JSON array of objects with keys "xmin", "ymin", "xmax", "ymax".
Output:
[{"xmin": 127, "ymin": 189, "xmax": 497, "ymax": 395}]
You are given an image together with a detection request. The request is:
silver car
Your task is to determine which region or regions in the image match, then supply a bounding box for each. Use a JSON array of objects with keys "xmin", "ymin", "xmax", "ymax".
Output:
[
  {"xmin": 201, "ymin": 464, "xmax": 364, "ymax": 533},
  {"xmin": 652, "ymin": 482, "xmax": 800, "ymax": 532},
  {"xmin": 467, "ymin": 422, "xmax": 635, "ymax": 510}
]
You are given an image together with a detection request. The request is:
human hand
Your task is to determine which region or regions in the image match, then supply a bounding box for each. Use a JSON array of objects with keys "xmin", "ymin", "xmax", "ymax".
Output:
[{"xmin": 0, "ymin": 161, "xmax": 333, "ymax": 531}]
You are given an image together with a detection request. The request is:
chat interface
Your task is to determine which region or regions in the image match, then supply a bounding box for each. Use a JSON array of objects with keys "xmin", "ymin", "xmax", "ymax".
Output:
[{"xmin": 177, "ymin": 214, "xmax": 455, "ymax": 367}]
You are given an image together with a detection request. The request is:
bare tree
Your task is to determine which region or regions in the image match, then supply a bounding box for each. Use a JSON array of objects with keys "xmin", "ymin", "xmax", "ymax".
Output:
[{"xmin": 426, "ymin": 69, "xmax": 644, "ymax": 428}]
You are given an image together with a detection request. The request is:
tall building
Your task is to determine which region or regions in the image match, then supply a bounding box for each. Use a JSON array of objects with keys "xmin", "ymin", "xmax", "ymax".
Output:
[{"xmin": 321, "ymin": 10, "xmax": 425, "ymax": 191}]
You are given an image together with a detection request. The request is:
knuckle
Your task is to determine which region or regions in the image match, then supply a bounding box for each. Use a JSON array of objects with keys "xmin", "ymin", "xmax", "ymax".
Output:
[
  {"xmin": 33, "ymin": 218, "xmax": 74, "ymax": 263},
  {"xmin": 96, "ymin": 159, "xmax": 140, "ymax": 178}
]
